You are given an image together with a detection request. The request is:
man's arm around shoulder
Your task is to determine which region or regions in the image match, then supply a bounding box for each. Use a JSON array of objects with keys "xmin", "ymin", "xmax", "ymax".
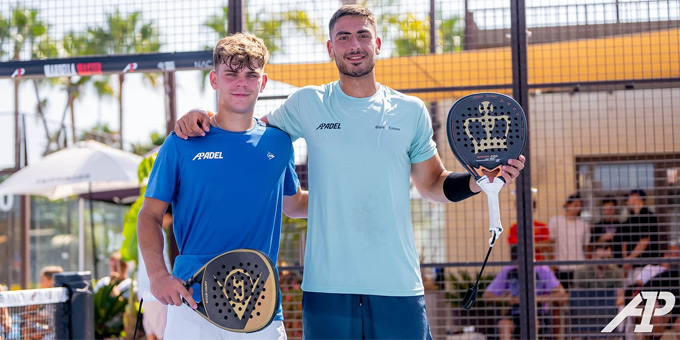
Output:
[
  {"xmin": 174, "ymin": 109, "xmax": 213, "ymax": 139},
  {"xmin": 283, "ymin": 187, "xmax": 308, "ymax": 218}
]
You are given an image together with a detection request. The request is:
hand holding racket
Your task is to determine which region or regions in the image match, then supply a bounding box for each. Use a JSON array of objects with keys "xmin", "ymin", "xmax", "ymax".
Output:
[
  {"xmin": 138, "ymin": 248, "xmax": 280, "ymax": 336},
  {"xmin": 446, "ymin": 93, "xmax": 527, "ymax": 309}
]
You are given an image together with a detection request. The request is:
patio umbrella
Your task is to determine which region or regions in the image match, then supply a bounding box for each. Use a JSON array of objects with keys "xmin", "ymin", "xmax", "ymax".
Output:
[{"xmin": 0, "ymin": 140, "xmax": 143, "ymax": 277}]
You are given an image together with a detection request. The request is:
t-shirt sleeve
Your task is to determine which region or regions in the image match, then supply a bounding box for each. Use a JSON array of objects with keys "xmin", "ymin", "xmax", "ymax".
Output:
[
  {"xmin": 409, "ymin": 103, "xmax": 437, "ymax": 164},
  {"xmin": 283, "ymin": 146, "xmax": 300, "ymax": 196},
  {"xmin": 536, "ymin": 266, "xmax": 561, "ymax": 294},
  {"xmin": 572, "ymin": 266, "xmax": 587, "ymax": 289},
  {"xmin": 267, "ymin": 90, "xmax": 304, "ymax": 141},
  {"xmin": 145, "ymin": 135, "xmax": 180, "ymax": 203},
  {"xmin": 486, "ymin": 267, "xmax": 510, "ymax": 296},
  {"xmin": 548, "ymin": 217, "xmax": 558, "ymax": 240}
]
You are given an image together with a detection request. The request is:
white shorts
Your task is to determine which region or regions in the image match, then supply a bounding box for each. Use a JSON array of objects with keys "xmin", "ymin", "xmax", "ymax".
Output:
[
  {"xmin": 164, "ymin": 304, "xmax": 287, "ymax": 340},
  {"xmin": 142, "ymin": 300, "xmax": 168, "ymax": 338}
]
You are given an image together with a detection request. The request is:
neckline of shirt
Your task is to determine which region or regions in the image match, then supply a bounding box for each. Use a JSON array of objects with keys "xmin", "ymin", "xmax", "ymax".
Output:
[{"xmin": 210, "ymin": 117, "xmax": 263, "ymax": 134}]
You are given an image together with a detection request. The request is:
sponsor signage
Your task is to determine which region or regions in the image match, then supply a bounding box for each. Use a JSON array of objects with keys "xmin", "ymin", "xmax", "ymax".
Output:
[{"xmin": 0, "ymin": 51, "xmax": 212, "ymax": 79}]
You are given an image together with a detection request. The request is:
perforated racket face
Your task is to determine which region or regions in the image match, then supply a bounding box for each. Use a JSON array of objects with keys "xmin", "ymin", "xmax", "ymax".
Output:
[
  {"xmin": 446, "ymin": 93, "xmax": 527, "ymax": 180},
  {"xmin": 193, "ymin": 249, "xmax": 279, "ymax": 333}
]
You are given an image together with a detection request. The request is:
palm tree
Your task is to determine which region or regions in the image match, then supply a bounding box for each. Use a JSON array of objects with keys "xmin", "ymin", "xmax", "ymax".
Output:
[
  {"xmin": 44, "ymin": 30, "xmax": 102, "ymax": 152},
  {"xmin": 201, "ymin": 5, "xmax": 324, "ymax": 88},
  {"xmin": 80, "ymin": 123, "xmax": 119, "ymax": 146},
  {"xmin": 439, "ymin": 15, "xmax": 464, "ymax": 53},
  {"xmin": 7, "ymin": 7, "xmax": 58, "ymax": 159},
  {"xmin": 89, "ymin": 10, "xmax": 161, "ymax": 149},
  {"xmin": 362, "ymin": 0, "xmax": 464, "ymax": 56},
  {"xmin": 0, "ymin": 13, "xmax": 9, "ymax": 60},
  {"xmin": 391, "ymin": 13, "xmax": 464, "ymax": 56},
  {"xmin": 393, "ymin": 13, "xmax": 429, "ymax": 56}
]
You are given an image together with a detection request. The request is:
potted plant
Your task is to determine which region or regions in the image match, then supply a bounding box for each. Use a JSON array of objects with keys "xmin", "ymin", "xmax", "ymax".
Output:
[
  {"xmin": 93, "ymin": 280, "xmax": 128, "ymax": 339},
  {"xmin": 446, "ymin": 270, "xmax": 500, "ymax": 335}
]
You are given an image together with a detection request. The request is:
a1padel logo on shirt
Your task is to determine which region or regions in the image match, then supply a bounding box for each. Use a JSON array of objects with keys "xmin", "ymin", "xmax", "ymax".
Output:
[
  {"xmin": 316, "ymin": 122, "xmax": 341, "ymax": 130},
  {"xmin": 192, "ymin": 152, "xmax": 224, "ymax": 161}
]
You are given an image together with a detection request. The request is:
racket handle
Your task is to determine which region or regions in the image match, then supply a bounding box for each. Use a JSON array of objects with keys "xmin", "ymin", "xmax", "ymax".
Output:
[{"xmin": 477, "ymin": 176, "xmax": 504, "ymax": 246}]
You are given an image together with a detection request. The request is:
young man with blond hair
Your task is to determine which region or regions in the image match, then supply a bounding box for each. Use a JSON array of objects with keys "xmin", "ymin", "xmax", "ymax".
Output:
[{"xmin": 138, "ymin": 33, "xmax": 307, "ymax": 339}]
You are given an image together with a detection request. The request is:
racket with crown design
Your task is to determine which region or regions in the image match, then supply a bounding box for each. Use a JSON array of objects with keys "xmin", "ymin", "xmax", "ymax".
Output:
[
  {"xmin": 446, "ymin": 92, "xmax": 527, "ymax": 309},
  {"xmin": 181, "ymin": 249, "xmax": 280, "ymax": 333}
]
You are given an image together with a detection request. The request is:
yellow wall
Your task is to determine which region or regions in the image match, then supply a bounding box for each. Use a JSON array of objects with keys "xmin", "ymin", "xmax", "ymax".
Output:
[{"xmin": 267, "ymin": 28, "xmax": 680, "ymax": 102}]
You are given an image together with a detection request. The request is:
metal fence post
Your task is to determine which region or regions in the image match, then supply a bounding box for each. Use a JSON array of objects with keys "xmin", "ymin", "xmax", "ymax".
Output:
[
  {"xmin": 510, "ymin": 0, "xmax": 537, "ymax": 339},
  {"xmin": 54, "ymin": 271, "xmax": 94, "ymax": 340}
]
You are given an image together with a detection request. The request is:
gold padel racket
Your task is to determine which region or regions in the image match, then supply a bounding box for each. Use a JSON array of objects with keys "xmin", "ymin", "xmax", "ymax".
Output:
[{"xmin": 182, "ymin": 249, "xmax": 280, "ymax": 333}]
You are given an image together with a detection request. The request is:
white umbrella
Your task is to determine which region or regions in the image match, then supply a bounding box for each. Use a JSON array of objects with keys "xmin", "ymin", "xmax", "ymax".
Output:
[
  {"xmin": 0, "ymin": 140, "xmax": 143, "ymax": 276},
  {"xmin": 0, "ymin": 140, "xmax": 142, "ymax": 200}
]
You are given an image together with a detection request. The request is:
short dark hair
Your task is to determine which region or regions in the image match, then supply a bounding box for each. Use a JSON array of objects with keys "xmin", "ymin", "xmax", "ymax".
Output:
[
  {"xmin": 563, "ymin": 193, "xmax": 581, "ymax": 207},
  {"xmin": 601, "ymin": 195, "xmax": 617, "ymax": 206},
  {"xmin": 628, "ymin": 189, "xmax": 647, "ymax": 198},
  {"xmin": 566, "ymin": 193, "xmax": 581, "ymax": 202},
  {"xmin": 328, "ymin": 4, "xmax": 377, "ymax": 37},
  {"xmin": 590, "ymin": 240, "xmax": 612, "ymax": 251}
]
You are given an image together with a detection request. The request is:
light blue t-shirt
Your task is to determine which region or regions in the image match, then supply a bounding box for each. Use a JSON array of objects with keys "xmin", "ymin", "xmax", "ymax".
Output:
[
  {"xmin": 267, "ymin": 81, "xmax": 437, "ymax": 296},
  {"xmin": 145, "ymin": 119, "xmax": 299, "ymax": 320}
]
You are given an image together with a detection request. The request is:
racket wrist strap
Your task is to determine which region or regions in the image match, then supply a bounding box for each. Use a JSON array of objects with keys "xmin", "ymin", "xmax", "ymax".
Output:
[{"xmin": 443, "ymin": 172, "xmax": 479, "ymax": 202}]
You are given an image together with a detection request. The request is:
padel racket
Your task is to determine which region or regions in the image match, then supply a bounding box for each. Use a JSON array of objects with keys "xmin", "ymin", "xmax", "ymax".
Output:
[
  {"xmin": 182, "ymin": 249, "xmax": 280, "ymax": 333},
  {"xmin": 446, "ymin": 92, "xmax": 527, "ymax": 309}
]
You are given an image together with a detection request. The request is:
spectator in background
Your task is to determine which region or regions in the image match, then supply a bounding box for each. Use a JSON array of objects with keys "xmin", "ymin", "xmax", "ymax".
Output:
[
  {"xmin": 548, "ymin": 193, "xmax": 590, "ymax": 289},
  {"xmin": 622, "ymin": 241, "xmax": 679, "ymax": 339},
  {"xmin": 94, "ymin": 251, "xmax": 132, "ymax": 299},
  {"xmin": 640, "ymin": 241, "xmax": 680, "ymax": 339},
  {"xmin": 483, "ymin": 248, "xmax": 567, "ymax": 340},
  {"xmin": 21, "ymin": 265, "xmax": 64, "ymax": 340},
  {"xmin": 573, "ymin": 237, "xmax": 625, "ymax": 307},
  {"xmin": 0, "ymin": 285, "xmax": 11, "ymax": 339},
  {"xmin": 39, "ymin": 266, "xmax": 63, "ymax": 288},
  {"xmin": 591, "ymin": 196, "xmax": 623, "ymax": 260},
  {"xmin": 508, "ymin": 198, "xmax": 550, "ymax": 261},
  {"xmin": 621, "ymin": 189, "xmax": 662, "ymax": 283}
]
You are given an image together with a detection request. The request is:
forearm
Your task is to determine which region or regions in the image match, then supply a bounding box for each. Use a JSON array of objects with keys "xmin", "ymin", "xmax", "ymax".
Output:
[
  {"xmin": 627, "ymin": 238, "xmax": 649, "ymax": 259},
  {"xmin": 1, "ymin": 310, "xmax": 10, "ymax": 331},
  {"xmin": 413, "ymin": 170, "xmax": 481, "ymax": 203},
  {"xmin": 411, "ymin": 155, "xmax": 480, "ymax": 203},
  {"xmin": 283, "ymin": 188, "xmax": 308, "ymax": 218},
  {"xmin": 483, "ymin": 291, "xmax": 518, "ymax": 304},
  {"xmin": 538, "ymin": 285, "xmax": 568, "ymax": 304},
  {"xmin": 616, "ymin": 288, "xmax": 625, "ymax": 306},
  {"xmin": 137, "ymin": 211, "xmax": 171, "ymax": 279}
]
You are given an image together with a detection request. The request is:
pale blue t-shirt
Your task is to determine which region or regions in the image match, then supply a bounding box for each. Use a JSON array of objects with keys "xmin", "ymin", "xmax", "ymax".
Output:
[
  {"xmin": 145, "ymin": 119, "xmax": 299, "ymax": 320},
  {"xmin": 267, "ymin": 81, "xmax": 437, "ymax": 296}
]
